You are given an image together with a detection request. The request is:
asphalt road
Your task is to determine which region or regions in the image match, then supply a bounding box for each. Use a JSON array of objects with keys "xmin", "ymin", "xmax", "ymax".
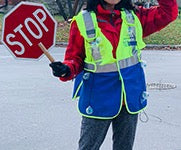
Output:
[{"xmin": 0, "ymin": 45, "xmax": 181, "ymax": 150}]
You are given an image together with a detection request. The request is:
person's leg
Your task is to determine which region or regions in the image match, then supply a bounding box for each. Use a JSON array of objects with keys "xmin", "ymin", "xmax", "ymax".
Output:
[
  {"xmin": 112, "ymin": 106, "xmax": 138, "ymax": 150},
  {"xmin": 78, "ymin": 116, "xmax": 111, "ymax": 150}
]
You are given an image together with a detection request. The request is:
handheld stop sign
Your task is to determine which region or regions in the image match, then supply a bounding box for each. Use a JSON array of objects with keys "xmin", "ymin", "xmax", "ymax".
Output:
[{"xmin": 1, "ymin": 2, "xmax": 57, "ymax": 62}]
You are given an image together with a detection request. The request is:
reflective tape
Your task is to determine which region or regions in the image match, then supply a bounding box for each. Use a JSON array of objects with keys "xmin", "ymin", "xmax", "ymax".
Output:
[
  {"xmin": 84, "ymin": 53, "xmax": 139, "ymax": 73},
  {"xmin": 90, "ymin": 37, "xmax": 102, "ymax": 60},
  {"xmin": 119, "ymin": 53, "xmax": 139, "ymax": 69},
  {"xmin": 128, "ymin": 26, "xmax": 136, "ymax": 41},
  {"xmin": 82, "ymin": 11, "xmax": 95, "ymax": 38},
  {"xmin": 125, "ymin": 12, "xmax": 137, "ymax": 55},
  {"xmin": 82, "ymin": 11, "xmax": 101, "ymax": 61},
  {"xmin": 124, "ymin": 9, "xmax": 134, "ymax": 24}
]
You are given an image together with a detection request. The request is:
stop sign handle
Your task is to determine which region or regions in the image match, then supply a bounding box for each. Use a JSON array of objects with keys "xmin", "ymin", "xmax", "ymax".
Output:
[
  {"xmin": 38, "ymin": 42, "xmax": 55, "ymax": 62},
  {"xmin": 38, "ymin": 42, "xmax": 66, "ymax": 77}
]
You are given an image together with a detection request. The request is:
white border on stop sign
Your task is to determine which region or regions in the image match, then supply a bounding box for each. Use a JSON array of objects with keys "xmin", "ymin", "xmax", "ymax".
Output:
[{"xmin": 1, "ymin": 1, "xmax": 58, "ymax": 61}]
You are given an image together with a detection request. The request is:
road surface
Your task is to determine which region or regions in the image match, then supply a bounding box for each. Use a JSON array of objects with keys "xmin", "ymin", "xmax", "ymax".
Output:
[{"xmin": 0, "ymin": 45, "xmax": 181, "ymax": 150}]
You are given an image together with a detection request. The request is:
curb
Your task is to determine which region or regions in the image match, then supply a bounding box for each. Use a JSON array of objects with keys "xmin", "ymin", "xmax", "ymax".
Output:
[
  {"xmin": 55, "ymin": 42, "xmax": 68, "ymax": 47},
  {"xmin": 56, "ymin": 42, "xmax": 181, "ymax": 50},
  {"xmin": 145, "ymin": 44, "xmax": 181, "ymax": 50}
]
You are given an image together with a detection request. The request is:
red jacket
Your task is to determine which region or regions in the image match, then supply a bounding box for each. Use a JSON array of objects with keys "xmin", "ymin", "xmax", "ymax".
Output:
[{"xmin": 60, "ymin": 0, "xmax": 178, "ymax": 81}]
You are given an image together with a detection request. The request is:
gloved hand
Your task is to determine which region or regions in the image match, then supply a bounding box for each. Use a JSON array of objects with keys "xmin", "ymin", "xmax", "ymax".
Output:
[{"xmin": 49, "ymin": 61, "xmax": 70, "ymax": 77}]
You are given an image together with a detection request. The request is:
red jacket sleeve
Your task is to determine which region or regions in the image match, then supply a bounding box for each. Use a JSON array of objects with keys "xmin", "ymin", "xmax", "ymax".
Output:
[
  {"xmin": 59, "ymin": 21, "xmax": 85, "ymax": 82},
  {"xmin": 136, "ymin": 0, "xmax": 178, "ymax": 37}
]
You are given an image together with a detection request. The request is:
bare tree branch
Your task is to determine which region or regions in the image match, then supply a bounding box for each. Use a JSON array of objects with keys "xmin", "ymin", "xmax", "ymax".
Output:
[
  {"xmin": 56, "ymin": 0, "xmax": 67, "ymax": 20},
  {"xmin": 72, "ymin": 0, "xmax": 79, "ymax": 17},
  {"xmin": 67, "ymin": 0, "xmax": 73, "ymax": 17}
]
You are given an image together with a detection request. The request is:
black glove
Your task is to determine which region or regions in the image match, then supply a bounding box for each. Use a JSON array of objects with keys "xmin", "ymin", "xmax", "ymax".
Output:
[{"xmin": 49, "ymin": 61, "xmax": 70, "ymax": 77}]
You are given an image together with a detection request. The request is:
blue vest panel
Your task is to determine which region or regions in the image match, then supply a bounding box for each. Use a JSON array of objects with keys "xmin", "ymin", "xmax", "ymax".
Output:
[
  {"xmin": 72, "ymin": 62, "xmax": 147, "ymax": 118},
  {"xmin": 120, "ymin": 62, "xmax": 147, "ymax": 113},
  {"xmin": 73, "ymin": 71, "xmax": 122, "ymax": 118}
]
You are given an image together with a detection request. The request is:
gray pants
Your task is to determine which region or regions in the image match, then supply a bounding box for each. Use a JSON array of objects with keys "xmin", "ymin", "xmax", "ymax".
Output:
[{"xmin": 78, "ymin": 106, "xmax": 138, "ymax": 150}]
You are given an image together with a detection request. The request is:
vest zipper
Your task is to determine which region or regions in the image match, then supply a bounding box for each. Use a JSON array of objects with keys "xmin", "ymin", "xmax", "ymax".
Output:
[{"xmin": 110, "ymin": 11, "xmax": 115, "ymax": 26}]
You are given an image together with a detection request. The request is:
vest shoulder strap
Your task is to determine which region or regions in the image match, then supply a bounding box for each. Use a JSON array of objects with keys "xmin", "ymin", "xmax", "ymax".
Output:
[
  {"xmin": 82, "ymin": 10, "xmax": 96, "ymax": 38},
  {"xmin": 79, "ymin": 9, "xmax": 135, "ymax": 39},
  {"xmin": 121, "ymin": 9, "xmax": 135, "ymax": 24}
]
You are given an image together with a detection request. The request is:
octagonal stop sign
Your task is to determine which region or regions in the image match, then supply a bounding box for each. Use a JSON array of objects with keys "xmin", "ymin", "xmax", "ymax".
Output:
[{"xmin": 1, "ymin": 2, "xmax": 57, "ymax": 60}]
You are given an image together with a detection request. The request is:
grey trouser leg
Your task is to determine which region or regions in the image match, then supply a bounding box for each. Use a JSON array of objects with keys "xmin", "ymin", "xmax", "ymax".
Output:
[
  {"xmin": 112, "ymin": 107, "xmax": 138, "ymax": 150},
  {"xmin": 78, "ymin": 117, "xmax": 111, "ymax": 150},
  {"xmin": 78, "ymin": 106, "xmax": 138, "ymax": 150}
]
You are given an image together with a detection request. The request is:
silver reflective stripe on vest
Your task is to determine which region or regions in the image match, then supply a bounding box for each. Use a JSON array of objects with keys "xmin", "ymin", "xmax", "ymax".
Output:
[
  {"xmin": 84, "ymin": 62, "xmax": 117, "ymax": 73},
  {"xmin": 119, "ymin": 53, "xmax": 139, "ymax": 69},
  {"xmin": 124, "ymin": 9, "xmax": 134, "ymax": 24},
  {"xmin": 124, "ymin": 10, "xmax": 137, "ymax": 55},
  {"xmin": 84, "ymin": 52, "xmax": 139, "ymax": 73},
  {"xmin": 82, "ymin": 10, "xmax": 95, "ymax": 38},
  {"xmin": 82, "ymin": 11, "xmax": 102, "ymax": 61}
]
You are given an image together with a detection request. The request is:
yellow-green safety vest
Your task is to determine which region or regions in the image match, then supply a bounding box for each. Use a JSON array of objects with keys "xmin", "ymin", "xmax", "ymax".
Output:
[
  {"xmin": 72, "ymin": 9, "xmax": 148, "ymax": 119},
  {"xmin": 72, "ymin": 9, "xmax": 146, "ymax": 71}
]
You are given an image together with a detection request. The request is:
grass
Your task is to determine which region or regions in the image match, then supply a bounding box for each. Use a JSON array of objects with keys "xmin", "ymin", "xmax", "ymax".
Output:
[
  {"xmin": 0, "ymin": 13, "xmax": 4, "ymax": 32},
  {"xmin": 0, "ymin": 13, "xmax": 181, "ymax": 45},
  {"xmin": 56, "ymin": 20, "xmax": 70, "ymax": 42},
  {"xmin": 143, "ymin": 19, "xmax": 181, "ymax": 45}
]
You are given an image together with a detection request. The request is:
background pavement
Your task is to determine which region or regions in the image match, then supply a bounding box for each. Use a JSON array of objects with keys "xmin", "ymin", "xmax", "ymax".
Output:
[{"xmin": 0, "ymin": 45, "xmax": 181, "ymax": 150}]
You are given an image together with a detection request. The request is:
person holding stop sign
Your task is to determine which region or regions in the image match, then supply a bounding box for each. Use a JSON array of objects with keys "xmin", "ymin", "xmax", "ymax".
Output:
[{"xmin": 49, "ymin": 0, "xmax": 178, "ymax": 149}]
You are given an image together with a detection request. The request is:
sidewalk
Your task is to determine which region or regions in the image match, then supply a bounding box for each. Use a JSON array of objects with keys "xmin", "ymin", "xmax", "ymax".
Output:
[{"xmin": 0, "ymin": 45, "xmax": 181, "ymax": 150}]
